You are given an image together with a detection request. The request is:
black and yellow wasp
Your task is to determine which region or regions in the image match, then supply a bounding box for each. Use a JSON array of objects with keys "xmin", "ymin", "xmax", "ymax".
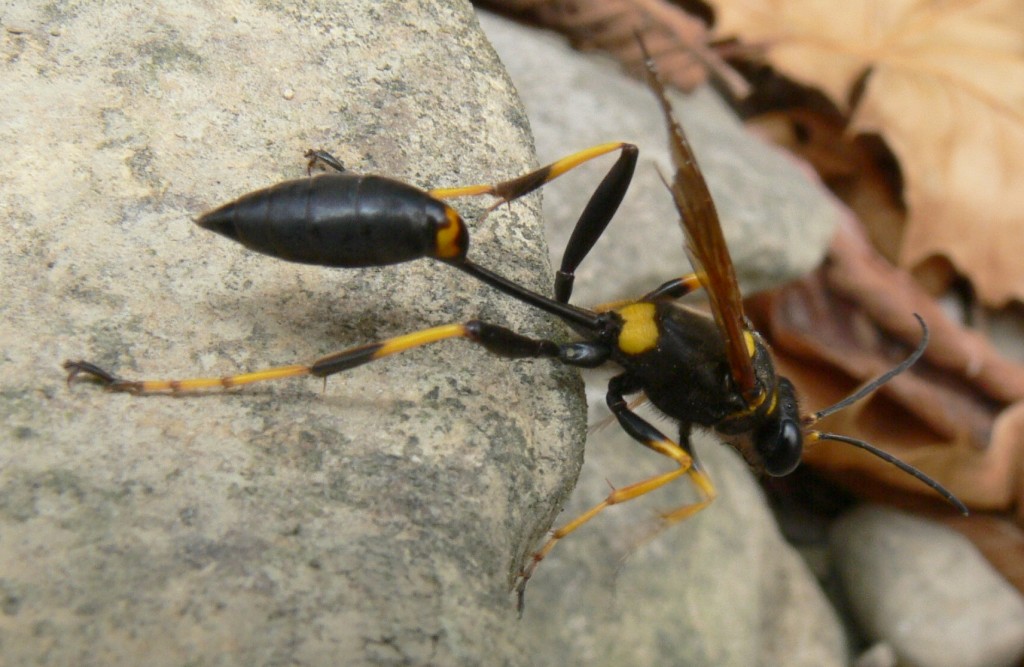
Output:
[{"xmin": 66, "ymin": 42, "xmax": 965, "ymax": 609}]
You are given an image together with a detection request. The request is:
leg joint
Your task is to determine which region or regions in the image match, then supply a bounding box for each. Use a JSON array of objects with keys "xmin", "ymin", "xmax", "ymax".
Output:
[{"xmin": 465, "ymin": 320, "xmax": 559, "ymax": 359}]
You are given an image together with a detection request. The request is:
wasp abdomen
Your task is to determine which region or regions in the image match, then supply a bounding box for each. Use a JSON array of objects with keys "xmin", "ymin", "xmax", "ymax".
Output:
[{"xmin": 196, "ymin": 174, "xmax": 467, "ymax": 267}]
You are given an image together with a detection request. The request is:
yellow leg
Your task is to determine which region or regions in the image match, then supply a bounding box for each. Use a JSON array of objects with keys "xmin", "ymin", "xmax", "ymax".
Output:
[
  {"xmin": 65, "ymin": 319, "xmax": 569, "ymax": 396},
  {"xmin": 526, "ymin": 466, "xmax": 690, "ymax": 566},
  {"xmin": 638, "ymin": 273, "xmax": 703, "ymax": 302},
  {"xmin": 516, "ymin": 434, "xmax": 716, "ymax": 611},
  {"xmin": 659, "ymin": 467, "xmax": 718, "ymax": 524},
  {"xmin": 428, "ymin": 142, "xmax": 632, "ymax": 206},
  {"xmin": 621, "ymin": 467, "xmax": 718, "ymax": 563},
  {"xmin": 64, "ymin": 323, "xmax": 474, "ymax": 395},
  {"xmin": 586, "ymin": 274, "xmax": 703, "ymax": 314}
]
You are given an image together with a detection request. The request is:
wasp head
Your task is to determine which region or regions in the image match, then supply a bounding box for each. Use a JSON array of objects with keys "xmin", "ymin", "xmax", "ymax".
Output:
[{"xmin": 754, "ymin": 377, "xmax": 803, "ymax": 476}]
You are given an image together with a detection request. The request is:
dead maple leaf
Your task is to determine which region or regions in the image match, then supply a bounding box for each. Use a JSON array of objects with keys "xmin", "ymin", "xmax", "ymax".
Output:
[
  {"xmin": 747, "ymin": 220, "xmax": 1024, "ymax": 591},
  {"xmin": 747, "ymin": 109, "xmax": 909, "ymax": 266},
  {"xmin": 748, "ymin": 220, "xmax": 1024, "ymax": 502},
  {"xmin": 709, "ymin": 0, "xmax": 1024, "ymax": 306},
  {"xmin": 475, "ymin": 0, "xmax": 750, "ymax": 96}
]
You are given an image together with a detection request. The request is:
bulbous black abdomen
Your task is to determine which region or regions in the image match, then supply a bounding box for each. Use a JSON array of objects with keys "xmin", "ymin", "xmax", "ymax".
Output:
[{"xmin": 196, "ymin": 173, "xmax": 456, "ymax": 267}]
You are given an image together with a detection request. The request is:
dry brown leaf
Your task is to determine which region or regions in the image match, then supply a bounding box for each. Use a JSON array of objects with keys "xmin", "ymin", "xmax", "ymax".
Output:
[
  {"xmin": 476, "ymin": 0, "xmax": 750, "ymax": 96},
  {"xmin": 748, "ymin": 221, "xmax": 1024, "ymax": 503},
  {"xmin": 710, "ymin": 0, "xmax": 1024, "ymax": 306},
  {"xmin": 944, "ymin": 514, "xmax": 1024, "ymax": 594},
  {"xmin": 747, "ymin": 220, "xmax": 1024, "ymax": 589},
  {"xmin": 747, "ymin": 109, "xmax": 908, "ymax": 264}
]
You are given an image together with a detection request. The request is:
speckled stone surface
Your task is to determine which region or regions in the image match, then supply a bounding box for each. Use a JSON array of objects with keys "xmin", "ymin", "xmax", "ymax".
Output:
[{"xmin": 1, "ymin": 2, "xmax": 584, "ymax": 664}]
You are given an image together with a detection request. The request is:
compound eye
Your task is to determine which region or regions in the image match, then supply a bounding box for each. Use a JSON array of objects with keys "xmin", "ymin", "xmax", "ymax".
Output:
[{"xmin": 762, "ymin": 419, "xmax": 802, "ymax": 477}]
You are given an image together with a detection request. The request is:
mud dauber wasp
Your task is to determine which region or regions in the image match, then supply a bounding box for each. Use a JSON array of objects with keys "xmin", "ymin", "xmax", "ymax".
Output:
[{"xmin": 65, "ymin": 41, "xmax": 967, "ymax": 610}]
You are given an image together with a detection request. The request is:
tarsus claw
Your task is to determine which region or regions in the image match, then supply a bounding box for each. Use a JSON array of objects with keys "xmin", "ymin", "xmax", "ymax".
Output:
[{"xmin": 63, "ymin": 360, "xmax": 118, "ymax": 387}]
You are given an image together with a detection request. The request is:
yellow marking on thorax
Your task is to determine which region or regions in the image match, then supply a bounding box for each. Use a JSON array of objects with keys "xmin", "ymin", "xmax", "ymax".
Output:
[
  {"xmin": 616, "ymin": 302, "xmax": 659, "ymax": 355},
  {"xmin": 743, "ymin": 330, "xmax": 756, "ymax": 359},
  {"xmin": 727, "ymin": 385, "xmax": 768, "ymax": 419},
  {"xmin": 433, "ymin": 208, "xmax": 465, "ymax": 260}
]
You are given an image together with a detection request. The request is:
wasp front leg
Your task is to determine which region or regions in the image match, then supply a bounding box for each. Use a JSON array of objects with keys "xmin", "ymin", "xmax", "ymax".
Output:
[{"xmin": 516, "ymin": 374, "xmax": 716, "ymax": 612}]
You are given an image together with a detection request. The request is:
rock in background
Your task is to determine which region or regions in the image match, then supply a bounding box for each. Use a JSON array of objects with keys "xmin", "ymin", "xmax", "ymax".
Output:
[{"xmin": 833, "ymin": 506, "xmax": 1024, "ymax": 667}]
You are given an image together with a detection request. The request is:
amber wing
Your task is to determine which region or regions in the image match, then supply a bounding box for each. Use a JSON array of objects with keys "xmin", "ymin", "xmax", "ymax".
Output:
[{"xmin": 639, "ymin": 43, "xmax": 759, "ymax": 401}]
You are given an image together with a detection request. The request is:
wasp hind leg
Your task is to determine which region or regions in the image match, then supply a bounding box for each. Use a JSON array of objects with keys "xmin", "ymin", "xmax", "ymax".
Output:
[
  {"xmin": 428, "ymin": 142, "xmax": 635, "ymax": 207},
  {"xmin": 63, "ymin": 357, "xmax": 311, "ymax": 394},
  {"xmin": 423, "ymin": 143, "xmax": 638, "ymax": 305},
  {"xmin": 64, "ymin": 321, "xmax": 610, "ymax": 395}
]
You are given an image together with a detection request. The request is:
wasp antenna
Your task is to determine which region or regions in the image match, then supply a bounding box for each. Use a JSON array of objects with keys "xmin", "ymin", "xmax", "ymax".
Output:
[
  {"xmin": 809, "ymin": 430, "xmax": 968, "ymax": 515},
  {"xmin": 809, "ymin": 314, "xmax": 929, "ymax": 424}
]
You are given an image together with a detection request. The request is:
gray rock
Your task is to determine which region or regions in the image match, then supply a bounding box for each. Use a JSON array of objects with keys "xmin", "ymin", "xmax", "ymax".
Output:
[
  {"xmin": 853, "ymin": 642, "xmax": 898, "ymax": 667},
  {"xmin": 1, "ymin": 2, "xmax": 584, "ymax": 665},
  {"xmin": 481, "ymin": 12, "xmax": 847, "ymax": 666},
  {"xmin": 516, "ymin": 409, "xmax": 848, "ymax": 666},
  {"xmin": 832, "ymin": 506, "xmax": 1024, "ymax": 667},
  {"xmin": 479, "ymin": 12, "xmax": 840, "ymax": 304}
]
